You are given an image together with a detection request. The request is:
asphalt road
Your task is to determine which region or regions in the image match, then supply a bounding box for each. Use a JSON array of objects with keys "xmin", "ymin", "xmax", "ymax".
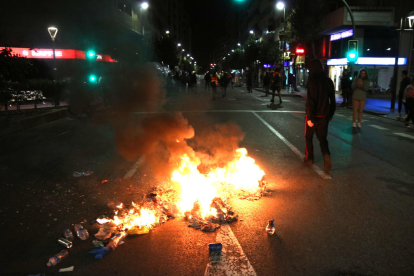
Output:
[{"xmin": 1, "ymin": 81, "xmax": 414, "ymax": 276}]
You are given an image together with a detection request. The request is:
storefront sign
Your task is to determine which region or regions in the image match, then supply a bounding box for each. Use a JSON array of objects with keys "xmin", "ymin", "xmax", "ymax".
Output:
[
  {"xmin": 330, "ymin": 29, "xmax": 353, "ymax": 41},
  {"xmin": 1, "ymin": 47, "xmax": 117, "ymax": 62},
  {"xmin": 327, "ymin": 57, "xmax": 407, "ymax": 66},
  {"xmin": 283, "ymin": 61, "xmax": 293, "ymax": 66}
]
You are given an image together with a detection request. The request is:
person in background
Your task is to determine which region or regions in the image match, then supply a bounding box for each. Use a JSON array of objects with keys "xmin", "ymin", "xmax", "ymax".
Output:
[
  {"xmin": 351, "ymin": 69, "xmax": 370, "ymax": 128},
  {"xmin": 230, "ymin": 73, "xmax": 235, "ymax": 89},
  {"xmin": 288, "ymin": 73, "xmax": 295, "ymax": 93},
  {"xmin": 404, "ymin": 78, "xmax": 414, "ymax": 128},
  {"xmin": 340, "ymin": 69, "xmax": 352, "ymax": 107},
  {"xmin": 270, "ymin": 68, "xmax": 282, "ymax": 104},
  {"xmin": 204, "ymin": 72, "xmax": 211, "ymax": 91},
  {"xmin": 246, "ymin": 70, "xmax": 253, "ymax": 93},
  {"xmin": 397, "ymin": 70, "xmax": 411, "ymax": 120},
  {"xmin": 304, "ymin": 59, "xmax": 336, "ymax": 173},
  {"xmin": 220, "ymin": 72, "xmax": 230, "ymax": 98},
  {"xmin": 263, "ymin": 72, "xmax": 270, "ymax": 96},
  {"xmin": 210, "ymin": 72, "xmax": 218, "ymax": 100}
]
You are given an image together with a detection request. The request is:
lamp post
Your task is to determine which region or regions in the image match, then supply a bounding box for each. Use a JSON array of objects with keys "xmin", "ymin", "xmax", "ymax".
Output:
[
  {"xmin": 140, "ymin": 2, "xmax": 149, "ymax": 35},
  {"xmin": 47, "ymin": 27, "xmax": 58, "ymax": 80},
  {"xmin": 276, "ymin": 2, "xmax": 286, "ymax": 86}
]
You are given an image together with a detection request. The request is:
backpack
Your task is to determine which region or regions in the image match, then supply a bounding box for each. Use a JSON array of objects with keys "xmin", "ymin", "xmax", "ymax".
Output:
[{"xmin": 271, "ymin": 72, "xmax": 281, "ymax": 88}]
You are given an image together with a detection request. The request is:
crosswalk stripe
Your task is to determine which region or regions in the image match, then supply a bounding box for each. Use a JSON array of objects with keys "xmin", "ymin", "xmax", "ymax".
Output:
[
  {"xmin": 252, "ymin": 112, "xmax": 331, "ymax": 180},
  {"xmin": 369, "ymin": 125, "xmax": 389, "ymax": 130},
  {"xmin": 394, "ymin": 133, "xmax": 414, "ymax": 140}
]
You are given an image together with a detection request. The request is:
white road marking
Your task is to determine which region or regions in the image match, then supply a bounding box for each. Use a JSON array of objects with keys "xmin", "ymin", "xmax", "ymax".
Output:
[
  {"xmin": 394, "ymin": 133, "xmax": 414, "ymax": 140},
  {"xmin": 123, "ymin": 156, "xmax": 145, "ymax": 179},
  {"xmin": 204, "ymin": 224, "xmax": 257, "ymax": 276},
  {"xmin": 335, "ymin": 114, "xmax": 344, "ymax": 117},
  {"xmin": 369, "ymin": 125, "xmax": 389, "ymax": 130},
  {"xmin": 252, "ymin": 112, "xmax": 331, "ymax": 180},
  {"xmin": 228, "ymin": 98, "xmax": 237, "ymax": 101}
]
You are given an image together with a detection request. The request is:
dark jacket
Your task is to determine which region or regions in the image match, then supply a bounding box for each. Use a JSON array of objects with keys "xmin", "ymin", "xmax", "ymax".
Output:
[
  {"xmin": 399, "ymin": 76, "xmax": 411, "ymax": 99},
  {"xmin": 306, "ymin": 72, "xmax": 336, "ymax": 118}
]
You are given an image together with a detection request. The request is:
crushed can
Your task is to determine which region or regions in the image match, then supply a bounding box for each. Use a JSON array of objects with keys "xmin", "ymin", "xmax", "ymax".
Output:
[{"xmin": 208, "ymin": 243, "xmax": 222, "ymax": 252}]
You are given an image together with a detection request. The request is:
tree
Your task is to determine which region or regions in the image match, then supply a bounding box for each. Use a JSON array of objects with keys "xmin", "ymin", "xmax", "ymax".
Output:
[
  {"xmin": 260, "ymin": 41, "xmax": 283, "ymax": 66},
  {"xmin": 287, "ymin": 0, "xmax": 326, "ymax": 58}
]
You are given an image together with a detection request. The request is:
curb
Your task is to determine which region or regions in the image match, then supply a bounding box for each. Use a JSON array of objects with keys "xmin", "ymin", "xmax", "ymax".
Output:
[{"xmin": 0, "ymin": 108, "xmax": 68, "ymax": 136}]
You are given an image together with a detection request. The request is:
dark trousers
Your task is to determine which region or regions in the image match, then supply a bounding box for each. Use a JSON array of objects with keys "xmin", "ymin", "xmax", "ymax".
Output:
[
  {"xmin": 305, "ymin": 116, "xmax": 330, "ymax": 161},
  {"xmin": 205, "ymin": 81, "xmax": 210, "ymax": 91},
  {"xmin": 405, "ymin": 98, "xmax": 414, "ymax": 123},
  {"xmin": 342, "ymin": 88, "xmax": 351, "ymax": 105},
  {"xmin": 398, "ymin": 96, "xmax": 407, "ymax": 114}
]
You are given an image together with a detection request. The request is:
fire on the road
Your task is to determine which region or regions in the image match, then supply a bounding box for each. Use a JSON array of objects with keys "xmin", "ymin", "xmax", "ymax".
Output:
[{"xmin": 97, "ymin": 148, "xmax": 265, "ymax": 232}]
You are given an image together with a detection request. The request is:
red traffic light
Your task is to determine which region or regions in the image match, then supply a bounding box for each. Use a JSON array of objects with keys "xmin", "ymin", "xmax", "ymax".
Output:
[{"xmin": 295, "ymin": 48, "xmax": 305, "ymax": 55}]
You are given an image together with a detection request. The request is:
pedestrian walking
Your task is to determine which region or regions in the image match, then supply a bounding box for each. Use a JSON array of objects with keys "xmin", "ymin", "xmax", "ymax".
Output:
[
  {"xmin": 397, "ymin": 70, "xmax": 411, "ymax": 120},
  {"xmin": 246, "ymin": 70, "xmax": 253, "ymax": 93},
  {"xmin": 351, "ymin": 69, "xmax": 369, "ymax": 128},
  {"xmin": 304, "ymin": 59, "xmax": 336, "ymax": 173},
  {"xmin": 288, "ymin": 73, "xmax": 295, "ymax": 92},
  {"xmin": 204, "ymin": 72, "xmax": 211, "ymax": 91},
  {"xmin": 404, "ymin": 78, "xmax": 414, "ymax": 128},
  {"xmin": 230, "ymin": 73, "xmax": 235, "ymax": 89},
  {"xmin": 340, "ymin": 69, "xmax": 352, "ymax": 107},
  {"xmin": 211, "ymin": 72, "xmax": 218, "ymax": 100},
  {"xmin": 220, "ymin": 72, "xmax": 230, "ymax": 98},
  {"xmin": 270, "ymin": 68, "xmax": 282, "ymax": 104},
  {"xmin": 263, "ymin": 72, "xmax": 270, "ymax": 96}
]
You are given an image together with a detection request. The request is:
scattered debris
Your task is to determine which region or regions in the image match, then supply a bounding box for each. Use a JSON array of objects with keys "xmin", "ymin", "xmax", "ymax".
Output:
[
  {"xmin": 58, "ymin": 266, "xmax": 74, "ymax": 272},
  {"xmin": 47, "ymin": 250, "xmax": 68, "ymax": 267},
  {"xmin": 101, "ymin": 180, "xmax": 108, "ymax": 183},
  {"xmin": 72, "ymin": 172, "xmax": 82, "ymax": 178},
  {"xmin": 92, "ymin": 240, "xmax": 104, "ymax": 248},
  {"xmin": 57, "ymin": 238, "xmax": 72, "ymax": 249}
]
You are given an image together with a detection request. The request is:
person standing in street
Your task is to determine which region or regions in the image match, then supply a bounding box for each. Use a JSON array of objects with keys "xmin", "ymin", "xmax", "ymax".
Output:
[
  {"xmin": 351, "ymin": 69, "xmax": 370, "ymax": 128},
  {"xmin": 397, "ymin": 70, "xmax": 411, "ymax": 120},
  {"xmin": 246, "ymin": 70, "xmax": 253, "ymax": 93},
  {"xmin": 304, "ymin": 59, "xmax": 336, "ymax": 173},
  {"xmin": 220, "ymin": 72, "xmax": 229, "ymax": 98},
  {"xmin": 340, "ymin": 69, "xmax": 352, "ymax": 107},
  {"xmin": 263, "ymin": 72, "xmax": 270, "ymax": 96},
  {"xmin": 270, "ymin": 68, "xmax": 282, "ymax": 104},
  {"xmin": 211, "ymin": 72, "xmax": 218, "ymax": 100},
  {"xmin": 204, "ymin": 72, "xmax": 211, "ymax": 91},
  {"xmin": 404, "ymin": 78, "xmax": 414, "ymax": 128},
  {"xmin": 288, "ymin": 73, "xmax": 295, "ymax": 92}
]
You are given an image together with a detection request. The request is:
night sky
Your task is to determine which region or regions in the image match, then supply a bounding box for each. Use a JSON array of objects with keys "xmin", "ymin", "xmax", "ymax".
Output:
[{"xmin": 184, "ymin": 0, "xmax": 237, "ymax": 69}]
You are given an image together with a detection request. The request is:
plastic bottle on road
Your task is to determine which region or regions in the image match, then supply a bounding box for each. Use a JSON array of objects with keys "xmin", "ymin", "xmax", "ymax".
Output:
[
  {"xmin": 64, "ymin": 229, "xmax": 74, "ymax": 241},
  {"xmin": 74, "ymin": 224, "xmax": 89, "ymax": 240},
  {"xmin": 47, "ymin": 250, "xmax": 68, "ymax": 267},
  {"xmin": 266, "ymin": 220, "xmax": 276, "ymax": 235}
]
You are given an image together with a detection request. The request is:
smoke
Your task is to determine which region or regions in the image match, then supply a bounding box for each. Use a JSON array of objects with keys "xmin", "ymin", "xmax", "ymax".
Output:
[
  {"xmin": 110, "ymin": 64, "xmax": 246, "ymax": 179},
  {"xmin": 193, "ymin": 122, "xmax": 245, "ymax": 169}
]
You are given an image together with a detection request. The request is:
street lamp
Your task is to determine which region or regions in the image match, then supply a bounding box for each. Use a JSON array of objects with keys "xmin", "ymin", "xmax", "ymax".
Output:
[
  {"xmin": 177, "ymin": 43, "xmax": 181, "ymax": 47},
  {"xmin": 166, "ymin": 30, "xmax": 170, "ymax": 34},
  {"xmin": 276, "ymin": 2, "xmax": 286, "ymax": 86},
  {"xmin": 47, "ymin": 27, "xmax": 58, "ymax": 80},
  {"xmin": 237, "ymin": 43, "xmax": 241, "ymax": 46},
  {"xmin": 141, "ymin": 2, "xmax": 149, "ymax": 9},
  {"xmin": 250, "ymin": 30, "xmax": 254, "ymax": 34}
]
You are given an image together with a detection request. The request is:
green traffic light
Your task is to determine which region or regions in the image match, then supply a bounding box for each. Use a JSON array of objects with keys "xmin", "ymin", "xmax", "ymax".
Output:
[
  {"xmin": 347, "ymin": 50, "xmax": 358, "ymax": 62},
  {"xmin": 87, "ymin": 50, "xmax": 96, "ymax": 59},
  {"xmin": 89, "ymin": 75, "xmax": 97, "ymax": 82}
]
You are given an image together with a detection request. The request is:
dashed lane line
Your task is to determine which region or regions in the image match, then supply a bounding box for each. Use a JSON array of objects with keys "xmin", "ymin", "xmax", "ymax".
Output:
[
  {"xmin": 133, "ymin": 110, "xmax": 306, "ymax": 114},
  {"xmin": 252, "ymin": 112, "xmax": 331, "ymax": 180},
  {"xmin": 204, "ymin": 224, "xmax": 257, "ymax": 276},
  {"xmin": 369, "ymin": 125, "xmax": 389, "ymax": 130},
  {"xmin": 123, "ymin": 156, "xmax": 145, "ymax": 179},
  {"xmin": 394, "ymin": 132, "xmax": 414, "ymax": 140}
]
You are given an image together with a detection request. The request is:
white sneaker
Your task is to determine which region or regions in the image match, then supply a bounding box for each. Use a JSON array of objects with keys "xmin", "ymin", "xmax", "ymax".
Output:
[
  {"xmin": 358, "ymin": 122, "xmax": 361, "ymax": 128},
  {"xmin": 352, "ymin": 122, "xmax": 356, "ymax": 128},
  {"xmin": 396, "ymin": 113, "xmax": 401, "ymax": 120}
]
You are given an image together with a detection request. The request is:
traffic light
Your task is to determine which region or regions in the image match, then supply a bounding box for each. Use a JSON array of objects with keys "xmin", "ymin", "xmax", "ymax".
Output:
[
  {"xmin": 88, "ymin": 74, "xmax": 97, "ymax": 83},
  {"xmin": 86, "ymin": 50, "xmax": 96, "ymax": 60},
  {"xmin": 347, "ymin": 40, "xmax": 358, "ymax": 62},
  {"xmin": 295, "ymin": 47, "xmax": 305, "ymax": 55}
]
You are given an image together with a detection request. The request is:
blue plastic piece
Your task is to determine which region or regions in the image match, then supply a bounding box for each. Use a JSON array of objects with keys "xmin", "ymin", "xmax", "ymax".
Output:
[{"xmin": 88, "ymin": 247, "xmax": 109, "ymax": 259}]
